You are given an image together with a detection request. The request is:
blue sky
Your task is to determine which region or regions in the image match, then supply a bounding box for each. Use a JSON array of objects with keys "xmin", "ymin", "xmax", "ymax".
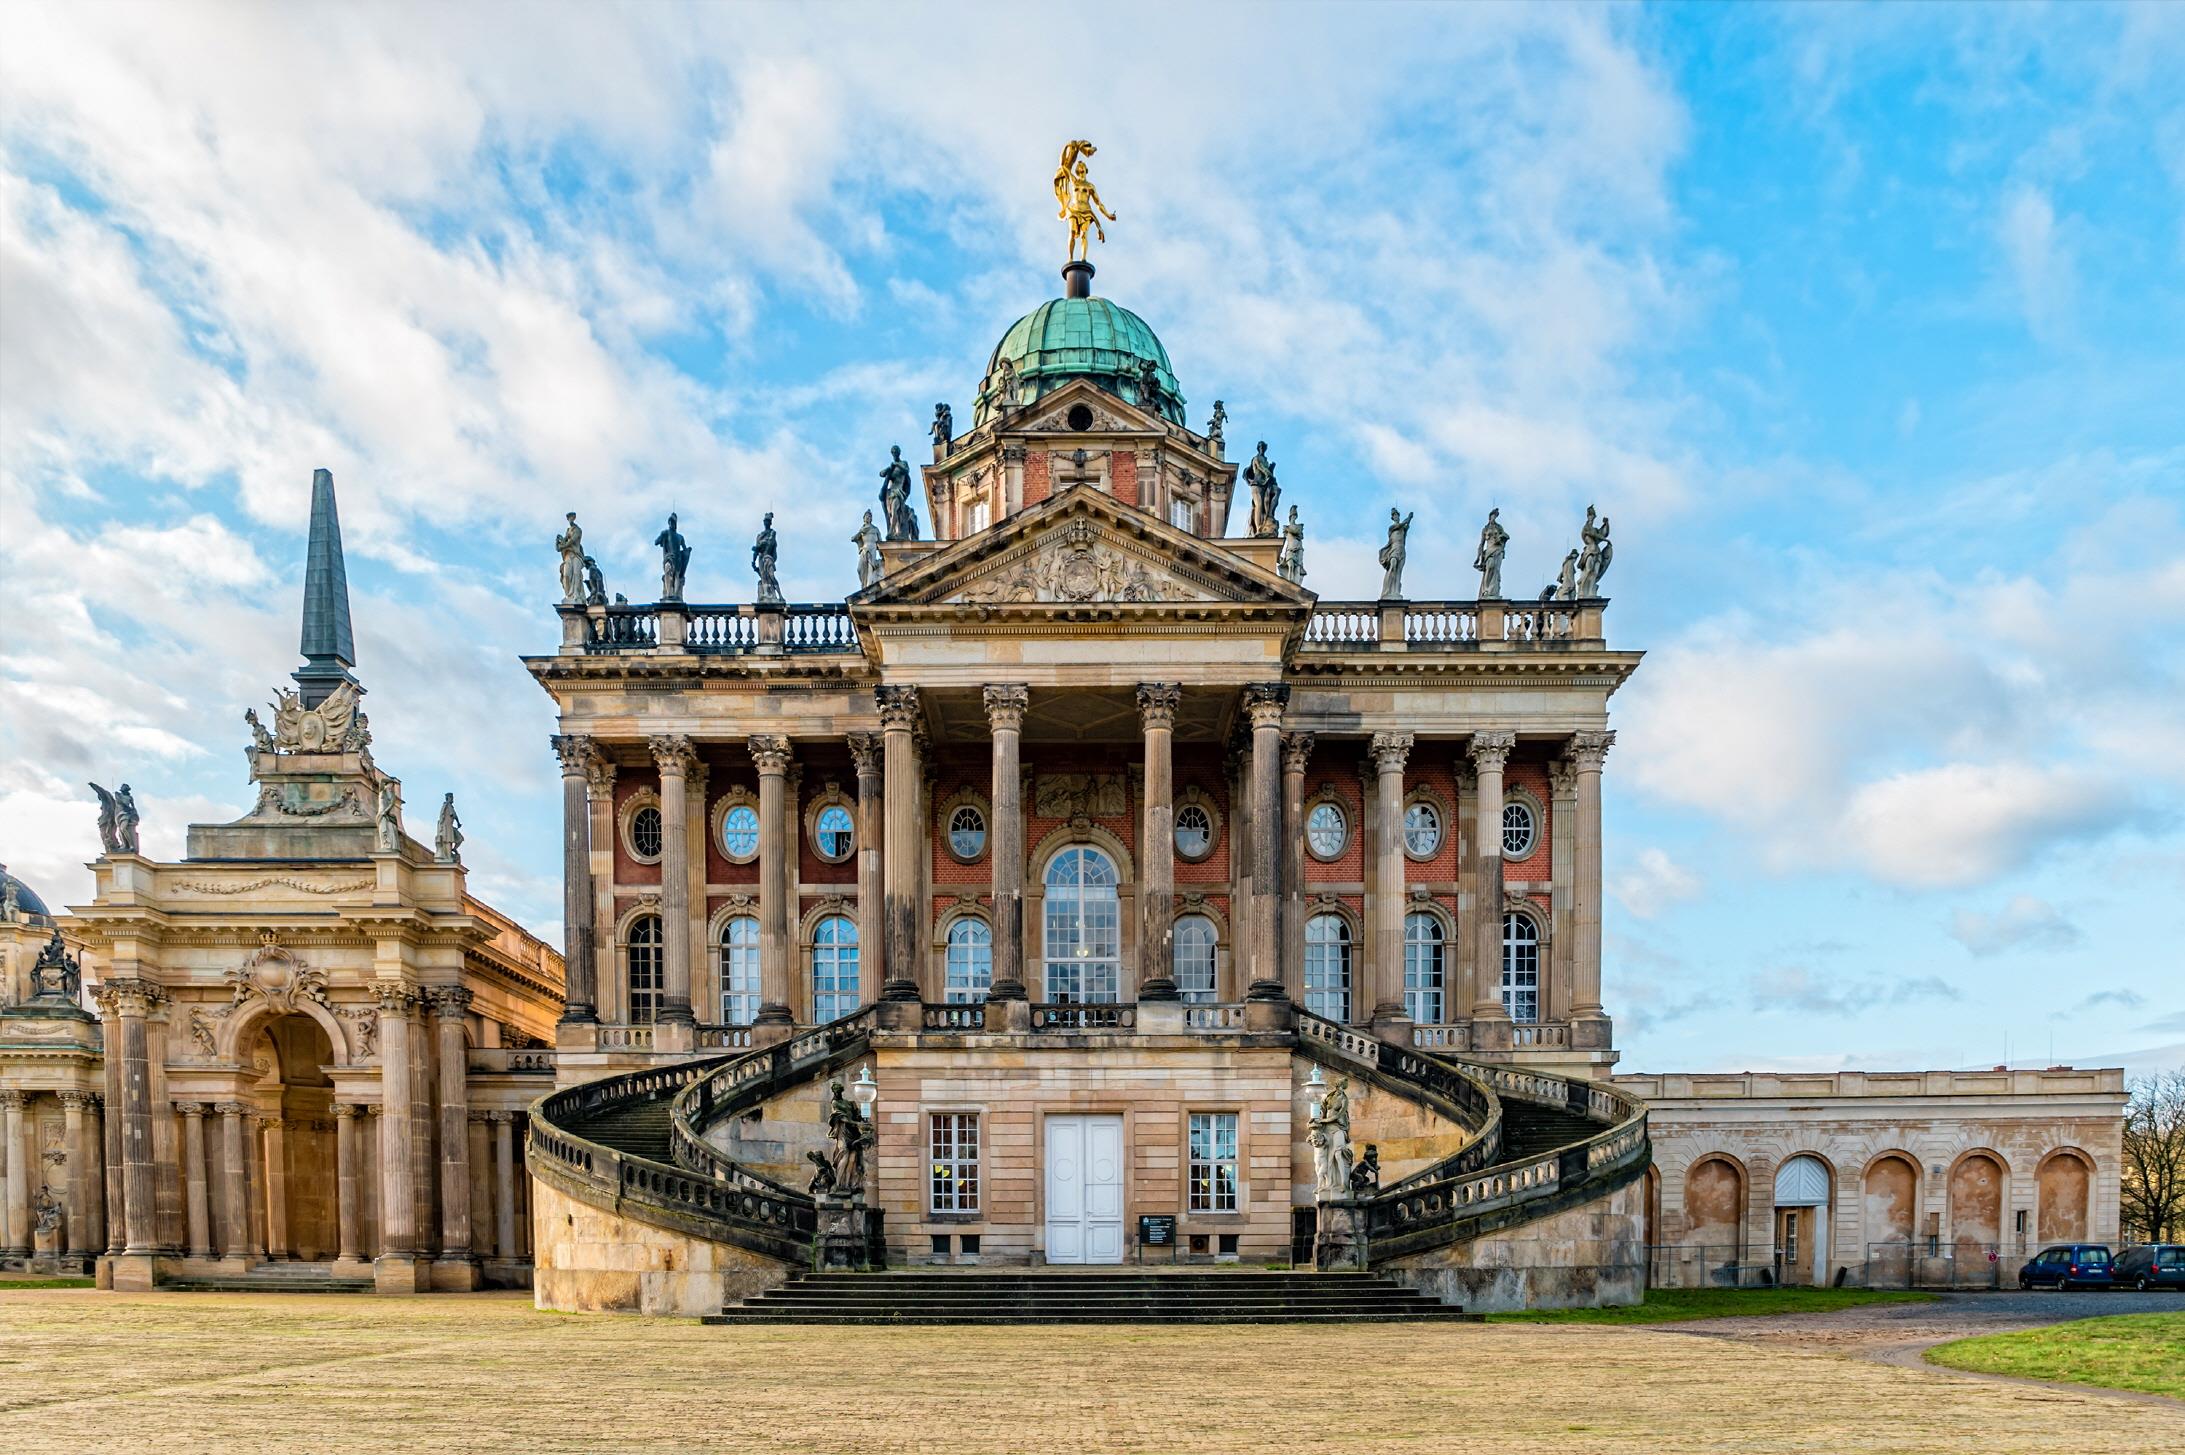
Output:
[{"xmin": 3, "ymin": 2, "xmax": 2180, "ymax": 1075}]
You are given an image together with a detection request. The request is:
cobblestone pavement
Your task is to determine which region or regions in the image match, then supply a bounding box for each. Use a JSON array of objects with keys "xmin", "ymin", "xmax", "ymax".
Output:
[{"xmin": 2, "ymin": 1289, "xmax": 2180, "ymax": 1454}]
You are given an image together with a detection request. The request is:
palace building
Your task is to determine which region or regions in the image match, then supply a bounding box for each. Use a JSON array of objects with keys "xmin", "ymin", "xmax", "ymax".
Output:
[{"xmin": 0, "ymin": 212, "xmax": 2123, "ymax": 1316}]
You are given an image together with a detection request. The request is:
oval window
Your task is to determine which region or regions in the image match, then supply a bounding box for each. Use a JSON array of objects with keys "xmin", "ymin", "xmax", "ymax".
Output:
[
  {"xmin": 949, "ymin": 803, "xmax": 988, "ymax": 861},
  {"xmin": 629, "ymin": 804, "xmax": 663, "ymax": 860},
  {"xmin": 1307, "ymin": 801, "xmax": 1347, "ymax": 860},
  {"xmin": 1403, "ymin": 801, "xmax": 1442, "ymax": 857},
  {"xmin": 720, "ymin": 803, "xmax": 759, "ymax": 861},
  {"xmin": 1501, "ymin": 801, "xmax": 1536, "ymax": 859},
  {"xmin": 1174, "ymin": 803, "xmax": 1213, "ymax": 860},
  {"xmin": 814, "ymin": 803, "xmax": 855, "ymax": 861}
]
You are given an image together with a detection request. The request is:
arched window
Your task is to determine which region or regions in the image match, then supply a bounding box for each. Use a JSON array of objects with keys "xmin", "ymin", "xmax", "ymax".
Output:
[
  {"xmin": 1305, "ymin": 914, "xmax": 1351, "ymax": 1022},
  {"xmin": 625, "ymin": 914, "xmax": 662, "ymax": 1024},
  {"xmin": 1173, "ymin": 914, "xmax": 1217, "ymax": 1004},
  {"xmin": 945, "ymin": 918, "xmax": 993, "ymax": 1004},
  {"xmin": 810, "ymin": 915, "xmax": 859, "ymax": 1022},
  {"xmin": 1404, "ymin": 911, "xmax": 1444, "ymax": 1024},
  {"xmin": 1174, "ymin": 803, "xmax": 1214, "ymax": 860},
  {"xmin": 1043, "ymin": 846, "xmax": 1121, "ymax": 1003},
  {"xmin": 1501, "ymin": 912, "xmax": 1540, "ymax": 1023},
  {"xmin": 717, "ymin": 915, "xmax": 760, "ymax": 1025}
]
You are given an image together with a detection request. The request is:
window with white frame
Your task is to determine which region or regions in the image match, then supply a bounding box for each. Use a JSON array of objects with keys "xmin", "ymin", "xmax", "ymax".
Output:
[
  {"xmin": 1174, "ymin": 802, "xmax": 1214, "ymax": 860},
  {"xmin": 1501, "ymin": 800, "xmax": 1537, "ymax": 859},
  {"xmin": 719, "ymin": 802, "xmax": 760, "ymax": 862},
  {"xmin": 929, "ymin": 1113, "xmax": 980, "ymax": 1213},
  {"xmin": 628, "ymin": 804, "xmax": 663, "ymax": 861},
  {"xmin": 811, "ymin": 915, "xmax": 860, "ymax": 1022},
  {"xmin": 718, "ymin": 914, "xmax": 760, "ymax": 1025},
  {"xmin": 1188, "ymin": 1112, "xmax": 1239, "ymax": 1213},
  {"xmin": 1501, "ymin": 911, "xmax": 1540, "ymax": 1023},
  {"xmin": 965, "ymin": 497, "xmax": 992, "ymax": 534},
  {"xmin": 812, "ymin": 803, "xmax": 855, "ymax": 862},
  {"xmin": 1403, "ymin": 800, "xmax": 1443, "ymax": 857},
  {"xmin": 1306, "ymin": 800, "xmax": 1348, "ymax": 860},
  {"xmin": 1305, "ymin": 913, "xmax": 1351, "ymax": 1022},
  {"xmin": 945, "ymin": 918, "xmax": 992, "ymax": 1003},
  {"xmin": 1404, "ymin": 911, "xmax": 1444, "ymax": 1024},
  {"xmin": 1169, "ymin": 496, "xmax": 1195, "ymax": 532},
  {"xmin": 947, "ymin": 803, "xmax": 988, "ymax": 861},
  {"xmin": 625, "ymin": 914, "xmax": 663, "ymax": 1024},
  {"xmin": 1173, "ymin": 914, "xmax": 1217, "ymax": 1003}
]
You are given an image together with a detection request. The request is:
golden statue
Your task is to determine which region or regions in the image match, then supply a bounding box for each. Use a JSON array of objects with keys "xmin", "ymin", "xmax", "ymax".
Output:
[{"xmin": 1054, "ymin": 139, "xmax": 1116, "ymax": 261}]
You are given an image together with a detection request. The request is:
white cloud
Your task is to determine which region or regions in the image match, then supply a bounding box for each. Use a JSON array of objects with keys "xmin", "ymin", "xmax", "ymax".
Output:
[
  {"xmin": 1948, "ymin": 895, "xmax": 2083, "ymax": 957},
  {"xmin": 1999, "ymin": 183, "xmax": 2076, "ymax": 339},
  {"xmin": 1611, "ymin": 847, "xmax": 1702, "ymax": 918}
]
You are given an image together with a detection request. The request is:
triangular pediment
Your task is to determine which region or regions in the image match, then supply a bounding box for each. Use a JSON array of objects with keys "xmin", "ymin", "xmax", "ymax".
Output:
[
  {"xmin": 861, "ymin": 485, "xmax": 1309, "ymax": 611},
  {"xmin": 1014, "ymin": 377, "xmax": 1164, "ymax": 436}
]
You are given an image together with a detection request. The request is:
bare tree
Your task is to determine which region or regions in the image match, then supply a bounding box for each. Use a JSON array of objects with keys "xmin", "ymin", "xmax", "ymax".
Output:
[{"xmin": 2121, "ymin": 1068, "xmax": 2185, "ymax": 1244}]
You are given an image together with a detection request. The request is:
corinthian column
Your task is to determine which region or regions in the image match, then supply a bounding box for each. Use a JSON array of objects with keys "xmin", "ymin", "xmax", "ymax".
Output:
[
  {"xmin": 1368, "ymin": 731, "xmax": 1415, "ymax": 1034},
  {"xmin": 0, "ymin": 1092, "xmax": 26, "ymax": 1256},
  {"xmin": 216, "ymin": 1102, "xmax": 248, "ymax": 1264},
  {"xmin": 1468, "ymin": 732, "xmax": 1516, "ymax": 1027},
  {"xmin": 60, "ymin": 1091, "xmax": 98, "ymax": 1260},
  {"xmin": 749, "ymin": 736, "xmax": 795, "ymax": 1025},
  {"xmin": 375, "ymin": 987, "xmax": 418, "ymax": 1281},
  {"xmin": 552, "ymin": 734, "xmax": 600, "ymax": 1023},
  {"xmin": 490, "ymin": 1112, "xmax": 518, "ymax": 1260},
  {"xmin": 106, "ymin": 979, "xmax": 161, "ymax": 1258},
  {"xmin": 1136, "ymin": 683, "xmax": 1182, "ymax": 1001},
  {"xmin": 334, "ymin": 1104, "xmax": 363, "ymax": 1268},
  {"xmin": 1241, "ymin": 684, "xmax": 1289, "ymax": 998},
  {"xmin": 1568, "ymin": 730, "xmax": 1614, "ymax": 1044},
  {"xmin": 876, "ymin": 686, "xmax": 925, "ymax": 1002},
  {"xmin": 1280, "ymin": 734, "xmax": 1314, "ymax": 1001},
  {"xmin": 983, "ymin": 686, "xmax": 1030, "ymax": 1001},
  {"xmin": 176, "ymin": 1101, "xmax": 211, "ymax": 1258},
  {"xmin": 849, "ymin": 733, "xmax": 886, "ymax": 1008},
  {"xmin": 430, "ymin": 987, "xmax": 476, "ymax": 1284},
  {"xmin": 648, "ymin": 735, "xmax": 699, "ymax": 1027}
]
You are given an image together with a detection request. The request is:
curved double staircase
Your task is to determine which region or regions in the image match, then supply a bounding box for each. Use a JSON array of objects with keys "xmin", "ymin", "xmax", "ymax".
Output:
[{"xmin": 528, "ymin": 1004, "xmax": 1649, "ymax": 1319}]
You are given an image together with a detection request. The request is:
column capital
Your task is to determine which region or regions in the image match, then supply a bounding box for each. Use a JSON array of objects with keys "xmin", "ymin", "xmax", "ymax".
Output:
[
  {"xmin": 172, "ymin": 1100, "xmax": 206, "ymax": 1117},
  {"xmin": 1467, "ymin": 730, "xmax": 1517, "ymax": 773},
  {"xmin": 485, "ymin": 1109, "xmax": 516, "ymax": 1125},
  {"xmin": 425, "ymin": 985, "xmax": 475, "ymax": 1017},
  {"xmin": 334, "ymin": 1103, "xmax": 363, "ymax": 1120},
  {"xmin": 982, "ymin": 683, "xmax": 1029, "ymax": 732},
  {"xmin": 648, "ymin": 733, "xmax": 698, "ymax": 775},
  {"xmin": 213, "ymin": 1100, "xmax": 248, "ymax": 1118},
  {"xmin": 1242, "ymin": 682, "xmax": 1290, "ymax": 728},
  {"xmin": 748, "ymin": 734, "xmax": 793, "ymax": 775},
  {"xmin": 1567, "ymin": 729, "xmax": 1615, "ymax": 772},
  {"xmin": 846, "ymin": 731, "xmax": 883, "ymax": 778},
  {"xmin": 1135, "ymin": 682, "xmax": 1182, "ymax": 730},
  {"xmin": 467, "ymin": 1109, "xmax": 495, "ymax": 1124},
  {"xmin": 552, "ymin": 733, "xmax": 603, "ymax": 778},
  {"xmin": 95, "ymin": 977, "xmax": 164, "ymax": 1016},
  {"xmin": 375, "ymin": 985, "xmax": 418, "ymax": 1016},
  {"xmin": 1281, "ymin": 731, "xmax": 1316, "ymax": 774},
  {"xmin": 1368, "ymin": 731, "xmax": 1414, "ymax": 775},
  {"xmin": 0, "ymin": 1090, "xmax": 24, "ymax": 1111},
  {"xmin": 1548, "ymin": 758, "xmax": 1578, "ymax": 796},
  {"xmin": 875, "ymin": 684, "xmax": 923, "ymax": 730},
  {"xmin": 57, "ymin": 1090, "xmax": 95, "ymax": 1111}
]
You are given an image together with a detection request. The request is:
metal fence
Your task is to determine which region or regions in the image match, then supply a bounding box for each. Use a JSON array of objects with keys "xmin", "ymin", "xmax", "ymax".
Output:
[{"xmin": 1645, "ymin": 1241, "xmax": 2033, "ymax": 1290}]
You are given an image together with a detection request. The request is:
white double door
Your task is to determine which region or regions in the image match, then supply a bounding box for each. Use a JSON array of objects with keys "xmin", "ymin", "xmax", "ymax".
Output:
[{"xmin": 1044, "ymin": 1115, "xmax": 1125, "ymax": 1264}]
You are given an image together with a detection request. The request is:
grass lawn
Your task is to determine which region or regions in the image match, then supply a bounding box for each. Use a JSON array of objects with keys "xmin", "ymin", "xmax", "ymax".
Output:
[
  {"xmin": 1487, "ymin": 1286, "xmax": 1933, "ymax": 1324},
  {"xmin": 0, "ymin": 1277, "xmax": 94, "ymax": 1289},
  {"xmin": 1927, "ymin": 1312, "xmax": 2185, "ymax": 1399}
]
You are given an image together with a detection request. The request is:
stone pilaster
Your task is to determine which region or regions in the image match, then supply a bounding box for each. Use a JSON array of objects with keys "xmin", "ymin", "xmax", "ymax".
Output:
[
  {"xmin": 374, "ymin": 985, "xmax": 423, "ymax": 1290},
  {"xmin": 1468, "ymin": 732, "xmax": 1516, "ymax": 1030},
  {"xmin": 1136, "ymin": 683, "xmax": 1182, "ymax": 1001},
  {"xmin": 429, "ymin": 986, "xmax": 477, "ymax": 1286},
  {"xmin": 983, "ymin": 686, "xmax": 1030, "ymax": 1001},
  {"xmin": 215, "ymin": 1101, "xmax": 249, "ymax": 1265},
  {"xmin": 104, "ymin": 978, "xmax": 161, "ymax": 1261},
  {"xmin": 648, "ymin": 735, "xmax": 699, "ymax": 1029},
  {"xmin": 749, "ymin": 736, "xmax": 795, "ymax": 1028},
  {"xmin": 261, "ymin": 1115, "xmax": 290, "ymax": 1259},
  {"xmin": 334, "ymin": 1104, "xmax": 364, "ymax": 1270},
  {"xmin": 849, "ymin": 733, "xmax": 886, "ymax": 1008},
  {"xmin": 1281, "ymin": 733, "xmax": 1314, "ymax": 1003},
  {"xmin": 552, "ymin": 734, "xmax": 601, "ymax": 1024},
  {"xmin": 1369, "ymin": 731, "xmax": 1415, "ymax": 1038},
  {"xmin": 176, "ymin": 1101, "xmax": 212, "ymax": 1258},
  {"xmin": 1242, "ymin": 684, "xmax": 1289, "ymax": 999},
  {"xmin": 1567, "ymin": 730, "xmax": 1614, "ymax": 1046},
  {"xmin": 490, "ymin": 1112, "xmax": 518, "ymax": 1261},
  {"xmin": 59, "ymin": 1091, "xmax": 98, "ymax": 1260},
  {"xmin": 876, "ymin": 686, "xmax": 925, "ymax": 1003},
  {"xmin": 0, "ymin": 1091, "xmax": 27, "ymax": 1257},
  {"xmin": 100, "ymin": 1003, "xmax": 124, "ymax": 1261}
]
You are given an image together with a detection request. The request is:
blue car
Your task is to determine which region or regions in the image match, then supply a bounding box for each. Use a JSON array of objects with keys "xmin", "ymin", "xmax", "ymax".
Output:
[
  {"xmin": 2018, "ymin": 1243, "xmax": 2113, "ymax": 1289},
  {"xmin": 2112, "ymin": 1244, "xmax": 2185, "ymax": 1290}
]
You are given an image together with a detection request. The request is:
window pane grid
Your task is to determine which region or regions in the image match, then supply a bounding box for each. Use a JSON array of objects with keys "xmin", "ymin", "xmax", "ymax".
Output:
[
  {"xmin": 626, "ymin": 915, "xmax": 662, "ymax": 1024},
  {"xmin": 721, "ymin": 804, "xmax": 759, "ymax": 860},
  {"xmin": 1305, "ymin": 914, "xmax": 1350, "ymax": 1022},
  {"xmin": 1501, "ymin": 912, "xmax": 1539, "ymax": 1023},
  {"xmin": 1404, "ymin": 911, "xmax": 1444, "ymax": 1024},
  {"xmin": 1188, "ymin": 1112, "xmax": 1239, "ymax": 1213},
  {"xmin": 1044, "ymin": 847, "xmax": 1121, "ymax": 1003},
  {"xmin": 930, "ymin": 1113, "xmax": 980, "ymax": 1213},
  {"xmin": 718, "ymin": 915, "xmax": 760, "ymax": 1025},
  {"xmin": 1173, "ymin": 915, "xmax": 1217, "ymax": 1003},
  {"xmin": 811, "ymin": 915, "xmax": 859, "ymax": 1022},
  {"xmin": 945, "ymin": 919, "xmax": 993, "ymax": 1003},
  {"xmin": 1501, "ymin": 802, "xmax": 1536, "ymax": 858}
]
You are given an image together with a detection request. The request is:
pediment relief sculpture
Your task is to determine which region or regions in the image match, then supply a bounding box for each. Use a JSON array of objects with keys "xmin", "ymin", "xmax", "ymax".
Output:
[
  {"xmin": 225, "ymin": 935, "xmax": 331, "ymax": 1015},
  {"xmin": 947, "ymin": 521, "xmax": 1197, "ymax": 606},
  {"xmin": 1035, "ymin": 772, "xmax": 1127, "ymax": 818}
]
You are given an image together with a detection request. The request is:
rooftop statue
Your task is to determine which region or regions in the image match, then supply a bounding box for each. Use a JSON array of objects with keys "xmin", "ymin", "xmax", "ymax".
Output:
[
  {"xmin": 1378, "ymin": 508, "xmax": 1414, "ymax": 600},
  {"xmin": 1205, "ymin": 399, "xmax": 1226, "ymax": 456},
  {"xmin": 1577, "ymin": 505, "xmax": 1613, "ymax": 595},
  {"xmin": 29, "ymin": 928, "xmax": 81, "ymax": 1002},
  {"xmin": 1134, "ymin": 356, "xmax": 1160, "ymax": 405},
  {"xmin": 852, "ymin": 510, "xmax": 884, "ymax": 590},
  {"xmin": 244, "ymin": 707, "xmax": 275, "ymax": 754},
  {"xmin": 1553, "ymin": 548, "xmax": 1579, "ymax": 602},
  {"xmin": 1244, "ymin": 441, "xmax": 1281, "ymax": 538},
  {"xmin": 90, "ymin": 782, "xmax": 139, "ymax": 855},
  {"xmin": 1277, "ymin": 505, "xmax": 1306, "ymax": 584},
  {"xmin": 931, "ymin": 403, "xmax": 953, "ymax": 459},
  {"xmin": 375, "ymin": 778, "xmax": 402, "ymax": 854},
  {"xmin": 654, "ymin": 513, "xmax": 691, "ymax": 602},
  {"xmin": 582, "ymin": 554, "xmax": 606, "ymax": 606},
  {"xmin": 555, "ymin": 512, "xmax": 585, "ymax": 604},
  {"xmin": 1475, "ymin": 507, "xmax": 1509, "ymax": 599},
  {"xmin": 434, "ymin": 792, "xmax": 463, "ymax": 865},
  {"xmin": 988, "ymin": 355, "xmax": 1017, "ymax": 417},
  {"xmin": 879, "ymin": 446, "xmax": 920, "ymax": 542},
  {"xmin": 1054, "ymin": 139, "xmax": 1116, "ymax": 261},
  {"xmin": 753, "ymin": 511, "xmax": 784, "ymax": 605}
]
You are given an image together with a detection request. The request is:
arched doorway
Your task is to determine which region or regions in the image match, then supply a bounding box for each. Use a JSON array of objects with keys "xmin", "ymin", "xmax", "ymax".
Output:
[
  {"xmin": 243, "ymin": 1013, "xmax": 338, "ymax": 1262},
  {"xmin": 1948, "ymin": 1152, "xmax": 2006, "ymax": 1286},
  {"xmin": 1043, "ymin": 846, "xmax": 1120, "ymax": 1003},
  {"xmin": 1772, "ymin": 1155, "xmax": 1831, "ymax": 1286},
  {"xmin": 1682, "ymin": 1155, "xmax": 1745, "ymax": 1284},
  {"xmin": 2037, "ymin": 1150, "xmax": 2091, "ymax": 1242},
  {"xmin": 1862, "ymin": 1154, "xmax": 1918, "ymax": 1286}
]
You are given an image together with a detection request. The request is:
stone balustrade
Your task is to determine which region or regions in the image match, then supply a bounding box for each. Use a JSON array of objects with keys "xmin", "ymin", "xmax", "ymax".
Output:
[
  {"xmin": 1302, "ymin": 599, "xmax": 1606, "ymax": 651},
  {"xmin": 465, "ymin": 1047, "xmax": 556, "ymax": 1074},
  {"xmin": 575, "ymin": 602, "xmax": 856, "ymax": 656}
]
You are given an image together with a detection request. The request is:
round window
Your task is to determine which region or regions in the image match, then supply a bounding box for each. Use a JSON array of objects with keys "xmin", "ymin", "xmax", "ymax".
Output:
[
  {"xmin": 948, "ymin": 803, "xmax": 988, "ymax": 861},
  {"xmin": 814, "ymin": 803, "xmax": 855, "ymax": 861},
  {"xmin": 629, "ymin": 805, "xmax": 663, "ymax": 860},
  {"xmin": 1403, "ymin": 801, "xmax": 1442, "ymax": 857},
  {"xmin": 720, "ymin": 803, "xmax": 759, "ymax": 862},
  {"xmin": 1066, "ymin": 403, "xmax": 1095, "ymax": 431},
  {"xmin": 1307, "ymin": 801, "xmax": 1348, "ymax": 860},
  {"xmin": 1174, "ymin": 803, "xmax": 1213, "ymax": 860},
  {"xmin": 1501, "ymin": 801, "xmax": 1536, "ymax": 859}
]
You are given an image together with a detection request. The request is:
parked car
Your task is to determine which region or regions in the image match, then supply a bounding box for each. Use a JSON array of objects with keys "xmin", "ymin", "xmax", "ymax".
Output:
[
  {"xmin": 2111, "ymin": 1244, "xmax": 2185, "ymax": 1291},
  {"xmin": 2018, "ymin": 1244, "xmax": 2114, "ymax": 1289}
]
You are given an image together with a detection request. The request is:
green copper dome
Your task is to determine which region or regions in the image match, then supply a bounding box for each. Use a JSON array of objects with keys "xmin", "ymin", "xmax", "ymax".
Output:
[{"xmin": 975, "ymin": 295, "xmax": 1185, "ymax": 427}]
